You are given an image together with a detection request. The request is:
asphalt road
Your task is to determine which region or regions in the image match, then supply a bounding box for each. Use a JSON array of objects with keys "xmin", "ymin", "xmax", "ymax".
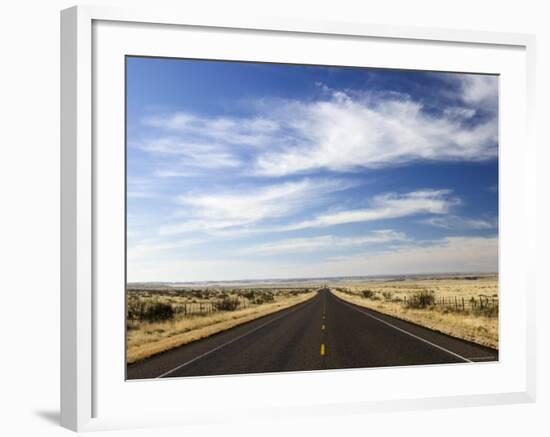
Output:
[{"xmin": 127, "ymin": 289, "xmax": 498, "ymax": 380}]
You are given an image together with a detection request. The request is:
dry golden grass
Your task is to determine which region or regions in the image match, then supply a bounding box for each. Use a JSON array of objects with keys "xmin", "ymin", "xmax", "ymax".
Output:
[
  {"xmin": 335, "ymin": 275, "xmax": 498, "ymax": 300},
  {"xmin": 127, "ymin": 291, "xmax": 316, "ymax": 363},
  {"xmin": 330, "ymin": 276, "xmax": 498, "ymax": 349}
]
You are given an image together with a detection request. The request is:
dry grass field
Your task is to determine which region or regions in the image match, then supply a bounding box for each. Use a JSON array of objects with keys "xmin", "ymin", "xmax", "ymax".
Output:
[
  {"xmin": 127, "ymin": 287, "xmax": 316, "ymax": 363},
  {"xmin": 330, "ymin": 275, "xmax": 498, "ymax": 349}
]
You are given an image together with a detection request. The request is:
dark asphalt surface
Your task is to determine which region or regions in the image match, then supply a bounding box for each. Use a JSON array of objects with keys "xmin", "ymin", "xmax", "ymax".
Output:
[{"xmin": 127, "ymin": 289, "xmax": 498, "ymax": 380}]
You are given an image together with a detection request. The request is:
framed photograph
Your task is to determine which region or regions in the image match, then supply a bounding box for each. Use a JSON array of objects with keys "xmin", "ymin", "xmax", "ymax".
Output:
[{"xmin": 61, "ymin": 5, "xmax": 536, "ymax": 432}]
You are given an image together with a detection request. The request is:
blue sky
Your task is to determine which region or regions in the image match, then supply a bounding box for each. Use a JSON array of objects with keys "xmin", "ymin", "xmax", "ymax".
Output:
[{"xmin": 126, "ymin": 57, "xmax": 498, "ymax": 282}]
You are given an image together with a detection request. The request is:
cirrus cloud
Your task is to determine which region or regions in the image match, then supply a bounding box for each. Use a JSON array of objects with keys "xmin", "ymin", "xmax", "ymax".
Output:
[
  {"xmin": 137, "ymin": 74, "xmax": 498, "ymax": 178},
  {"xmin": 160, "ymin": 187, "xmax": 458, "ymax": 236},
  {"xmin": 159, "ymin": 178, "xmax": 354, "ymax": 235},
  {"xmin": 240, "ymin": 230, "xmax": 409, "ymax": 255},
  {"xmin": 276, "ymin": 189, "xmax": 459, "ymax": 232}
]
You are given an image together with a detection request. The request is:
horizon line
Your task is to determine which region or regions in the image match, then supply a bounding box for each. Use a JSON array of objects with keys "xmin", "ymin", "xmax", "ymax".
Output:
[{"xmin": 127, "ymin": 271, "xmax": 498, "ymax": 285}]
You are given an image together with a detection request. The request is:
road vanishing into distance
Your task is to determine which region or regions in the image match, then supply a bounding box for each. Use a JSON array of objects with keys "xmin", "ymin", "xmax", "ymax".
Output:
[{"xmin": 127, "ymin": 289, "xmax": 498, "ymax": 380}]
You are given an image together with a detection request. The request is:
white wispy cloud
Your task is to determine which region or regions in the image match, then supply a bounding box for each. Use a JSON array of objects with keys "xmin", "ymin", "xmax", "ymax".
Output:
[
  {"xmin": 457, "ymin": 74, "xmax": 498, "ymax": 107},
  {"xmin": 323, "ymin": 236, "xmax": 498, "ymax": 276},
  {"xmin": 128, "ymin": 238, "xmax": 205, "ymax": 260},
  {"xmin": 152, "ymin": 168, "xmax": 202, "ymax": 178},
  {"xmin": 126, "ymin": 69, "xmax": 499, "ymax": 283},
  {"xmin": 432, "ymin": 72, "xmax": 498, "ymax": 108},
  {"xmin": 276, "ymin": 189, "xmax": 459, "ymax": 231},
  {"xmin": 127, "ymin": 177, "xmax": 162, "ymax": 199},
  {"xmin": 136, "ymin": 76, "xmax": 497, "ymax": 178},
  {"xmin": 160, "ymin": 188, "xmax": 457, "ymax": 236},
  {"xmin": 143, "ymin": 113, "xmax": 279, "ymax": 147},
  {"xmin": 421, "ymin": 215, "xmax": 497, "ymax": 230},
  {"xmin": 127, "ymin": 235, "xmax": 497, "ymax": 282},
  {"xmin": 240, "ymin": 230, "xmax": 408, "ymax": 255},
  {"xmin": 442, "ymin": 107, "xmax": 477, "ymax": 120},
  {"xmin": 136, "ymin": 137, "xmax": 243, "ymax": 169},
  {"xmin": 253, "ymin": 89, "xmax": 497, "ymax": 176},
  {"xmin": 159, "ymin": 178, "xmax": 354, "ymax": 235},
  {"xmin": 127, "ymin": 191, "xmax": 157, "ymax": 199}
]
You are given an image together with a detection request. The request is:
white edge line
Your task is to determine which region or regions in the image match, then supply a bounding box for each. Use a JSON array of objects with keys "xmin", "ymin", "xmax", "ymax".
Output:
[
  {"xmin": 334, "ymin": 294, "xmax": 473, "ymax": 363},
  {"xmin": 157, "ymin": 296, "xmax": 317, "ymax": 378}
]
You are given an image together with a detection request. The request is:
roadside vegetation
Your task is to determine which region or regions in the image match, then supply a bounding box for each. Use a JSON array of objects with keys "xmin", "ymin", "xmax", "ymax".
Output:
[
  {"xmin": 127, "ymin": 287, "xmax": 316, "ymax": 363},
  {"xmin": 330, "ymin": 275, "xmax": 498, "ymax": 349}
]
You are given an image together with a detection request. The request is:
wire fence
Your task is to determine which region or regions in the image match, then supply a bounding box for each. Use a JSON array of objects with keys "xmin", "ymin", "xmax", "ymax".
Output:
[
  {"xmin": 335, "ymin": 288, "xmax": 499, "ymax": 317},
  {"xmin": 128, "ymin": 298, "xmax": 253, "ymax": 322},
  {"xmin": 172, "ymin": 298, "xmax": 251, "ymax": 316},
  {"xmin": 400, "ymin": 294, "xmax": 498, "ymax": 316}
]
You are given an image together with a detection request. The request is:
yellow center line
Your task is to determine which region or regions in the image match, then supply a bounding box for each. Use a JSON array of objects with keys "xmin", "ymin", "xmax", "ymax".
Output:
[
  {"xmin": 321, "ymin": 324, "xmax": 325, "ymax": 330},
  {"xmin": 320, "ymin": 343, "xmax": 326, "ymax": 356}
]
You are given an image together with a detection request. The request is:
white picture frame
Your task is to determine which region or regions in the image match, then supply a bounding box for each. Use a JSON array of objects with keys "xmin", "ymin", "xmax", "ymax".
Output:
[{"xmin": 60, "ymin": 5, "xmax": 536, "ymax": 432}]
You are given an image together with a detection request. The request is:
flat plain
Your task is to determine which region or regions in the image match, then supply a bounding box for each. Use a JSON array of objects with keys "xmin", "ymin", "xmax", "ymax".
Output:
[
  {"xmin": 329, "ymin": 274, "xmax": 498, "ymax": 348},
  {"xmin": 126, "ymin": 273, "xmax": 498, "ymax": 373},
  {"xmin": 127, "ymin": 285, "xmax": 316, "ymax": 363}
]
